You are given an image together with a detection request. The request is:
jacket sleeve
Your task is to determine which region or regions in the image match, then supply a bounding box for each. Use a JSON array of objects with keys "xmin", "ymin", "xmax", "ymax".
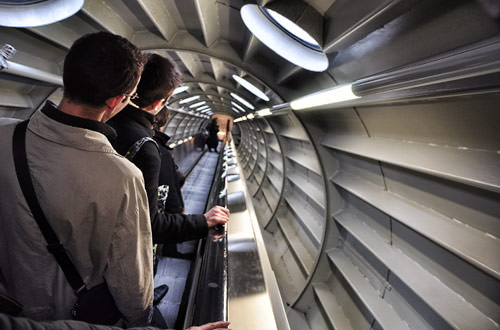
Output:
[
  {"xmin": 134, "ymin": 143, "xmax": 208, "ymax": 243},
  {"xmin": 104, "ymin": 174, "xmax": 154, "ymax": 327},
  {"xmin": 0, "ymin": 313, "xmax": 165, "ymax": 330},
  {"xmin": 152, "ymin": 213, "xmax": 208, "ymax": 244}
]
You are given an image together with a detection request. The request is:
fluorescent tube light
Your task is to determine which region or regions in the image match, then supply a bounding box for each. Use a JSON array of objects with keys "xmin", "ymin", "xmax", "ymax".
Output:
[
  {"xmin": 189, "ymin": 101, "xmax": 206, "ymax": 108},
  {"xmin": 247, "ymin": 113, "xmax": 255, "ymax": 119},
  {"xmin": 256, "ymin": 108, "xmax": 272, "ymax": 117},
  {"xmin": 231, "ymin": 101, "xmax": 246, "ymax": 112},
  {"xmin": 290, "ymin": 84, "xmax": 360, "ymax": 110},
  {"xmin": 179, "ymin": 95, "xmax": 200, "ymax": 104},
  {"xmin": 232, "ymin": 75, "xmax": 269, "ymax": 101},
  {"xmin": 172, "ymin": 86, "xmax": 189, "ymax": 95},
  {"xmin": 230, "ymin": 93, "xmax": 254, "ymax": 110}
]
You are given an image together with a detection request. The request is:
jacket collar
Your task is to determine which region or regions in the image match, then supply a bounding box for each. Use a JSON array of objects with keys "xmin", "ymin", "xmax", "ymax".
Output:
[
  {"xmin": 41, "ymin": 101, "xmax": 117, "ymax": 140},
  {"xmin": 28, "ymin": 102, "xmax": 118, "ymax": 154},
  {"xmin": 153, "ymin": 130, "xmax": 171, "ymax": 146},
  {"xmin": 120, "ymin": 104, "xmax": 155, "ymax": 129}
]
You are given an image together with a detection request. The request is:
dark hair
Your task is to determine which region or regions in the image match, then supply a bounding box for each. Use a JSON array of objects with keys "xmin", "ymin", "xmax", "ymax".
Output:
[
  {"xmin": 63, "ymin": 32, "xmax": 144, "ymax": 107},
  {"xmin": 135, "ymin": 53, "xmax": 183, "ymax": 108},
  {"xmin": 153, "ymin": 107, "xmax": 170, "ymax": 131}
]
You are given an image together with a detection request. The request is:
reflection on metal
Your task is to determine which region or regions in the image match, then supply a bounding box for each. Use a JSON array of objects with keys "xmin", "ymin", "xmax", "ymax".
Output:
[
  {"xmin": 226, "ymin": 143, "xmax": 288, "ymax": 330},
  {"xmin": 227, "ymin": 174, "xmax": 240, "ymax": 182},
  {"xmin": 1, "ymin": 61, "xmax": 62, "ymax": 86},
  {"xmin": 227, "ymin": 191, "xmax": 246, "ymax": 213}
]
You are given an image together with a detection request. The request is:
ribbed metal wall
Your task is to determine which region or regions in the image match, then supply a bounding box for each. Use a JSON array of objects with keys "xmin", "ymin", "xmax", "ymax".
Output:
[{"xmin": 235, "ymin": 52, "xmax": 500, "ymax": 330}]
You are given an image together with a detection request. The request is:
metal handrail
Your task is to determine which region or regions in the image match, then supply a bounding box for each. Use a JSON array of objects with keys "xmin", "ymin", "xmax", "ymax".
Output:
[{"xmin": 182, "ymin": 131, "xmax": 230, "ymax": 328}]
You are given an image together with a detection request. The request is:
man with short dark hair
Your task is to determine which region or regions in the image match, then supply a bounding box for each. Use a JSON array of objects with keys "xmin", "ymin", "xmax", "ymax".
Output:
[
  {"xmin": 0, "ymin": 32, "xmax": 153, "ymax": 327},
  {"xmin": 109, "ymin": 54, "xmax": 229, "ymax": 244}
]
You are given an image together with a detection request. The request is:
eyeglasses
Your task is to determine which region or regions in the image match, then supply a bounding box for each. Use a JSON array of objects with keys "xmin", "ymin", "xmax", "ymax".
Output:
[{"xmin": 123, "ymin": 92, "xmax": 139, "ymax": 100}]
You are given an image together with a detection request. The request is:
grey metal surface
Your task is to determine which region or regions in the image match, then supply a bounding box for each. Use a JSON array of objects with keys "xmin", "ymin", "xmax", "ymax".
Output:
[
  {"xmin": 154, "ymin": 149, "xmax": 219, "ymax": 327},
  {"xmin": 225, "ymin": 144, "xmax": 289, "ymax": 330},
  {"xmin": 1, "ymin": 1, "xmax": 500, "ymax": 330}
]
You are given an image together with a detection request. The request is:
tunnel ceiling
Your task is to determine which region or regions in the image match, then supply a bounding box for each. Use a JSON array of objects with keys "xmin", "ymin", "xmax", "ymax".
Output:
[{"xmin": 1, "ymin": 0, "xmax": 499, "ymax": 117}]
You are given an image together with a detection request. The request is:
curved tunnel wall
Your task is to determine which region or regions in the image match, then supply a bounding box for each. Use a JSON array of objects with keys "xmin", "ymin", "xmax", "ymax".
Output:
[{"xmin": 235, "ymin": 91, "xmax": 500, "ymax": 330}]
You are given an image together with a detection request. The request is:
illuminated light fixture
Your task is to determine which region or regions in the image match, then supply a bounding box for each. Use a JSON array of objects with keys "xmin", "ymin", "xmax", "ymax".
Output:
[
  {"xmin": 188, "ymin": 136, "xmax": 193, "ymax": 140},
  {"xmin": 230, "ymin": 93, "xmax": 254, "ymax": 110},
  {"xmin": 172, "ymin": 86, "xmax": 189, "ymax": 95},
  {"xmin": 256, "ymin": 108, "xmax": 272, "ymax": 117},
  {"xmin": 183, "ymin": 138, "xmax": 189, "ymax": 142},
  {"xmin": 169, "ymin": 143, "xmax": 176, "ymax": 148},
  {"xmin": 231, "ymin": 107, "xmax": 241, "ymax": 113},
  {"xmin": 247, "ymin": 113, "xmax": 255, "ymax": 119},
  {"xmin": 177, "ymin": 140, "xmax": 184, "ymax": 145},
  {"xmin": 240, "ymin": 4, "xmax": 328, "ymax": 72},
  {"xmin": 231, "ymin": 101, "xmax": 246, "ymax": 113},
  {"xmin": 0, "ymin": 0, "xmax": 84, "ymax": 28},
  {"xmin": 232, "ymin": 75, "xmax": 269, "ymax": 101},
  {"xmin": 189, "ymin": 101, "xmax": 206, "ymax": 108},
  {"xmin": 201, "ymin": 109, "xmax": 211, "ymax": 113},
  {"xmin": 179, "ymin": 95, "xmax": 200, "ymax": 104},
  {"xmin": 290, "ymin": 84, "xmax": 360, "ymax": 110},
  {"xmin": 197, "ymin": 105, "xmax": 210, "ymax": 111}
]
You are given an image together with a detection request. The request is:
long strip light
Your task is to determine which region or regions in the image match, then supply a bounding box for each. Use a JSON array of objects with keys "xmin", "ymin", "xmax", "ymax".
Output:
[
  {"xmin": 230, "ymin": 93, "xmax": 255, "ymax": 110},
  {"xmin": 189, "ymin": 101, "xmax": 206, "ymax": 108},
  {"xmin": 172, "ymin": 86, "xmax": 189, "ymax": 95},
  {"xmin": 232, "ymin": 75, "xmax": 269, "ymax": 101},
  {"xmin": 197, "ymin": 105, "xmax": 210, "ymax": 111},
  {"xmin": 231, "ymin": 101, "xmax": 246, "ymax": 113},
  {"xmin": 232, "ymin": 107, "xmax": 241, "ymax": 113},
  {"xmin": 290, "ymin": 84, "xmax": 360, "ymax": 110},
  {"xmin": 179, "ymin": 95, "xmax": 200, "ymax": 104},
  {"xmin": 256, "ymin": 108, "xmax": 272, "ymax": 117}
]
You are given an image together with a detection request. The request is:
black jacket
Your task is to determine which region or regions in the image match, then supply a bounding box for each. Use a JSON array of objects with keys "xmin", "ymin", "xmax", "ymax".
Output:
[
  {"xmin": 153, "ymin": 130, "xmax": 184, "ymax": 214},
  {"xmin": 108, "ymin": 105, "xmax": 207, "ymax": 243}
]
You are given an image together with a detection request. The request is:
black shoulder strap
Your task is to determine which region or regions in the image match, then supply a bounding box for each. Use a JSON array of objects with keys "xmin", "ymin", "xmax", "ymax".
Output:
[
  {"xmin": 12, "ymin": 121, "xmax": 86, "ymax": 295},
  {"xmin": 125, "ymin": 136, "xmax": 159, "ymax": 161}
]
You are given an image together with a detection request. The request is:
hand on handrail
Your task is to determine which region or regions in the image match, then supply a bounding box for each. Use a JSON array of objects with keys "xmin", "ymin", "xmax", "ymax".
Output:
[
  {"xmin": 186, "ymin": 321, "xmax": 231, "ymax": 330},
  {"xmin": 204, "ymin": 206, "xmax": 230, "ymax": 228}
]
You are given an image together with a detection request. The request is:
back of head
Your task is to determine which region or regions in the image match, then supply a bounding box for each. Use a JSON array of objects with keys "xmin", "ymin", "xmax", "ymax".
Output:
[
  {"xmin": 63, "ymin": 32, "xmax": 144, "ymax": 107},
  {"xmin": 135, "ymin": 54, "xmax": 182, "ymax": 108}
]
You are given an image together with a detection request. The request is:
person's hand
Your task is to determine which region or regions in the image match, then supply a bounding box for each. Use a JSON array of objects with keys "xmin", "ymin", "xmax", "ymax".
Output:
[
  {"xmin": 204, "ymin": 206, "xmax": 230, "ymax": 228},
  {"xmin": 186, "ymin": 321, "xmax": 231, "ymax": 330}
]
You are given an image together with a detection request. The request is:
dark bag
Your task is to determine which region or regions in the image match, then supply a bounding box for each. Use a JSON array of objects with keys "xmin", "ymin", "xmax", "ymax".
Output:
[
  {"xmin": 72, "ymin": 282, "xmax": 122, "ymax": 324},
  {"xmin": 13, "ymin": 121, "xmax": 122, "ymax": 325}
]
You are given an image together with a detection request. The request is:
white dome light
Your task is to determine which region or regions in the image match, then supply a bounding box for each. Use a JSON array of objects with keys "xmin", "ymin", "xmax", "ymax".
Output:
[
  {"xmin": 241, "ymin": 4, "xmax": 328, "ymax": 72},
  {"xmin": 232, "ymin": 74, "xmax": 269, "ymax": 101},
  {"xmin": 265, "ymin": 9, "xmax": 320, "ymax": 48},
  {"xmin": 230, "ymin": 92, "xmax": 254, "ymax": 110},
  {"xmin": 0, "ymin": 0, "xmax": 84, "ymax": 27}
]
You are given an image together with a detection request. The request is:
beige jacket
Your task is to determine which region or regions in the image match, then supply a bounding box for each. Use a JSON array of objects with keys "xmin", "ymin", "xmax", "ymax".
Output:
[{"xmin": 0, "ymin": 104, "xmax": 153, "ymax": 327}]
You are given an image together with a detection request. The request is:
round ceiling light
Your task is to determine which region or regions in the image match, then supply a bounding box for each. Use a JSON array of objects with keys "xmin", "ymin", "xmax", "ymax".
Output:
[
  {"xmin": 0, "ymin": 0, "xmax": 84, "ymax": 27},
  {"xmin": 240, "ymin": 4, "xmax": 328, "ymax": 72}
]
